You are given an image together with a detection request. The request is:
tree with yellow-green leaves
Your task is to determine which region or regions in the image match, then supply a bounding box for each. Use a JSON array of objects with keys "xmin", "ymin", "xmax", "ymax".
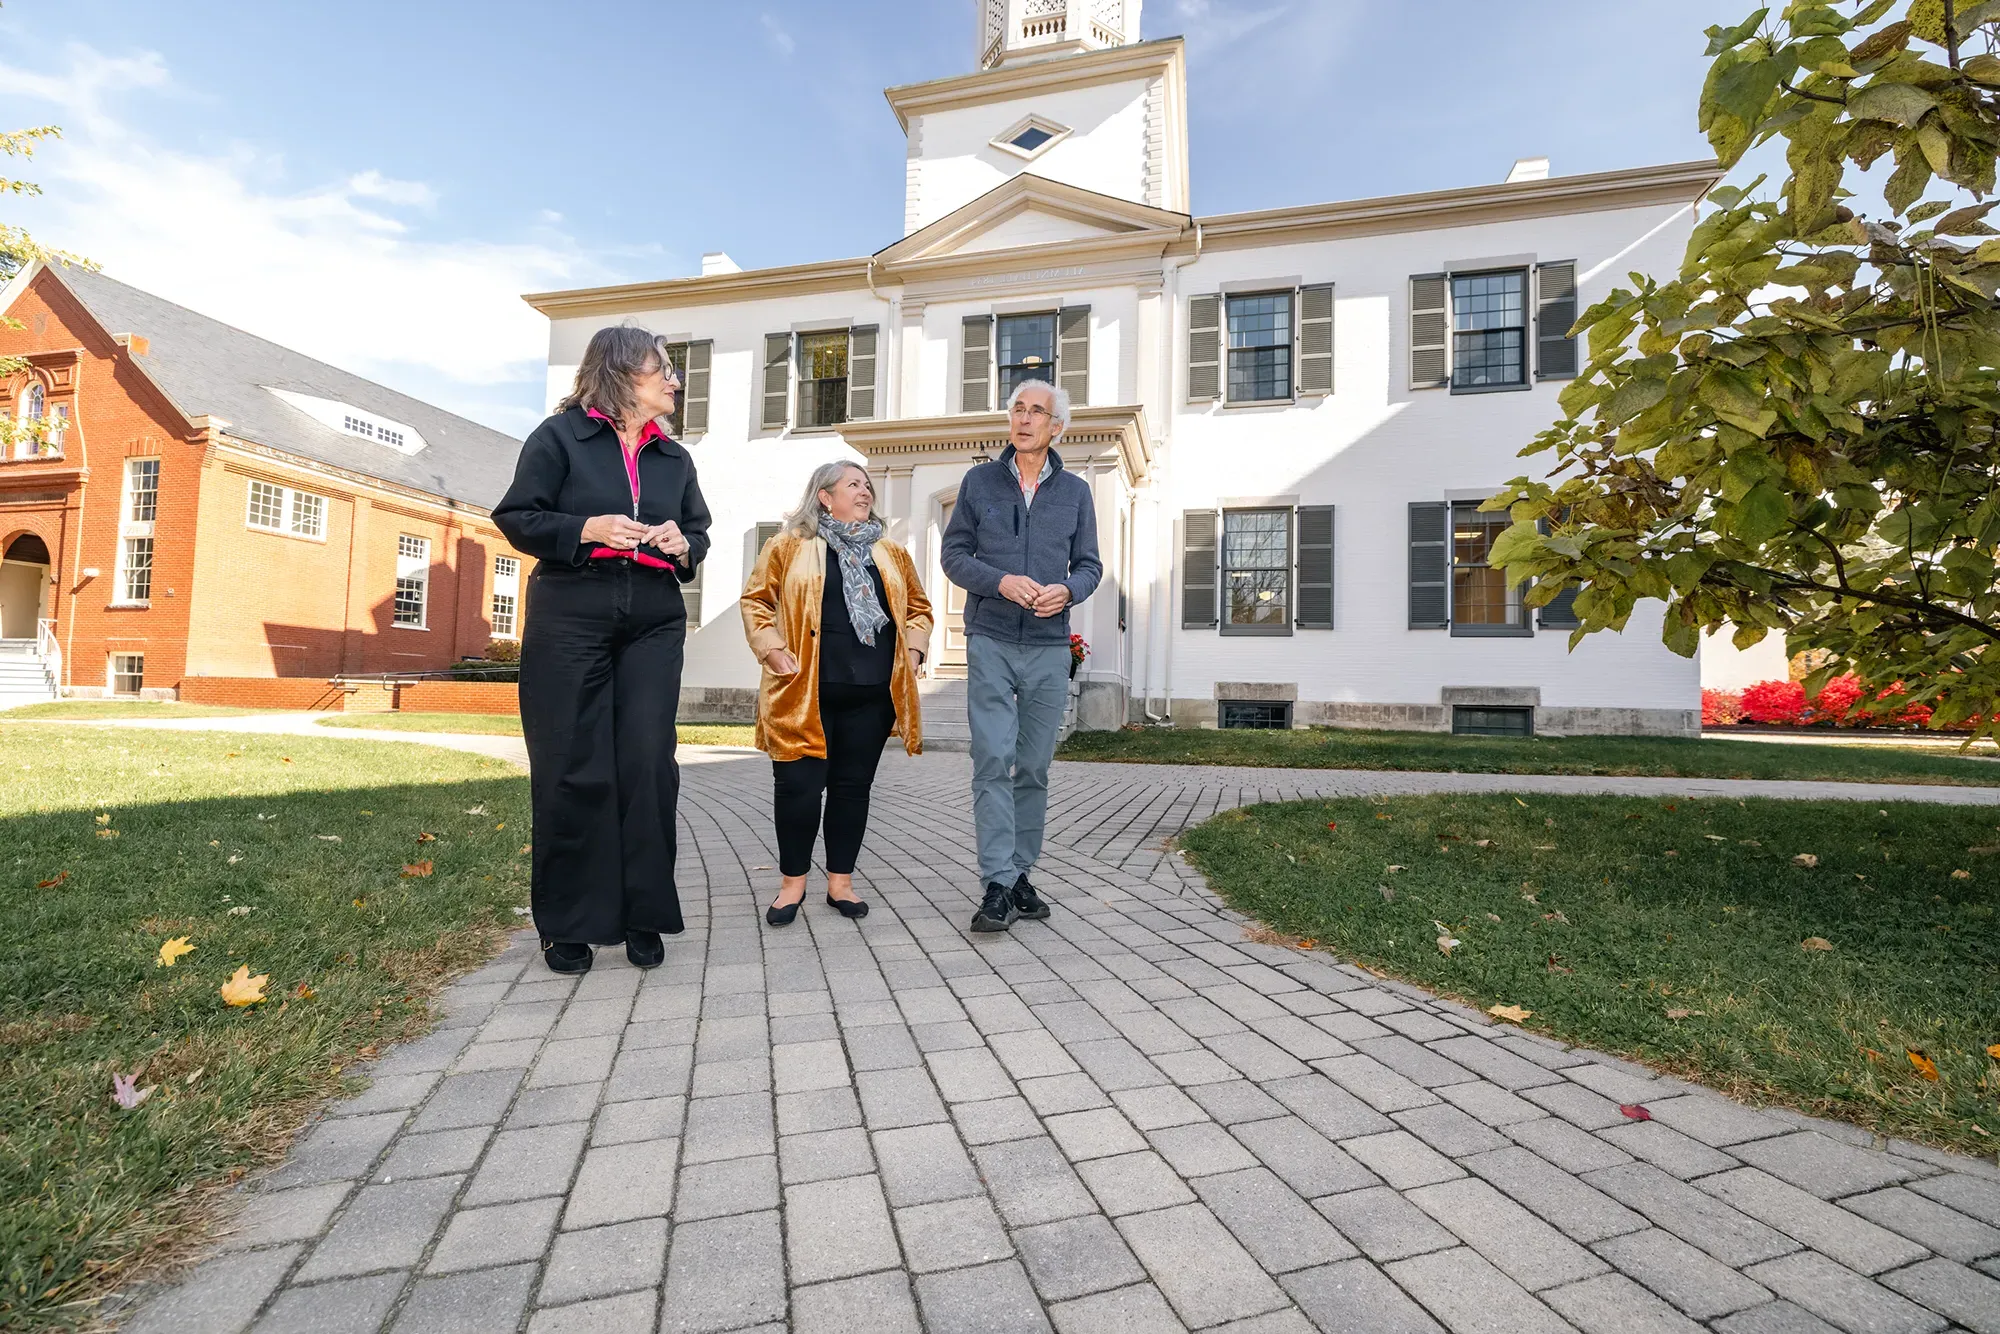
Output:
[
  {"xmin": 1492, "ymin": 0, "xmax": 2000, "ymax": 736},
  {"xmin": 1, "ymin": 123, "xmax": 88, "ymax": 453}
]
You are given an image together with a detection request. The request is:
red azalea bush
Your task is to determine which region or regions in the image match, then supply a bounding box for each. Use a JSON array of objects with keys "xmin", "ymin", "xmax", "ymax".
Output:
[
  {"xmin": 1738, "ymin": 679, "xmax": 1806, "ymax": 724},
  {"xmin": 1711, "ymin": 675, "xmax": 1968, "ymax": 730},
  {"xmin": 1701, "ymin": 689, "xmax": 1743, "ymax": 726}
]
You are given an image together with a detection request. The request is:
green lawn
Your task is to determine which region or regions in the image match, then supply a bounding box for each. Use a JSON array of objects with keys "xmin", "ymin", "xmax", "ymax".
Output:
[
  {"xmin": 1058, "ymin": 725, "xmax": 2000, "ymax": 787},
  {"xmin": 1181, "ymin": 793, "xmax": 2000, "ymax": 1155},
  {"xmin": 0, "ymin": 727, "xmax": 531, "ymax": 1327},
  {"xmin": 314, "ymin": 713, "xmax": 757, "ymax": 747},
  {"xmin": 2, "ymin": 701, "xmax": 277, "ymax": 720}
]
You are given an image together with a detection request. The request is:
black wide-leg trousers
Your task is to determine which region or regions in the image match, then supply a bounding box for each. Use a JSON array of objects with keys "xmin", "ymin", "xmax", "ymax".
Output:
[
  {"xmin": 520, "ymin": 560, "xmax": 687, "ymax": 946},
  {"xmin": 772, "ymin": 680, "xmax": 897, "ymax": 877}
]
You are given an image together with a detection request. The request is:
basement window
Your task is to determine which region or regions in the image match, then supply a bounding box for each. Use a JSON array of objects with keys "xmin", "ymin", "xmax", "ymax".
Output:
[
  {"xmin": 1452, "ymin": 705, "xmax": 1534, "ymax": 737},
  {"xmin": 109, "ymin": 653, "xmax": 144, "ymax": 696},
  {"xmin": 1219, "ymin": 700, "xmax": 1292, "ymax": 730}
]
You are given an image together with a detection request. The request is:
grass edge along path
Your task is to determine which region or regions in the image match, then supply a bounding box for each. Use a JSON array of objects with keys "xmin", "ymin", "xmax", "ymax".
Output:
[
  {"xmin": 0, "ymin": 726, "xmax": 531, "ymax": 1328},
  {"xmin": 313, "ymin": 713, "xmax": 758, "ymax": 747},
  {"xmin": 1058, "ymin": 724, "xmax": 2000, "ymax": 787},
  {"xmin": 1179, "ymin": 791, "xmax": 2000, "ymax": 1161},
  {"xmin": 2, "ymin": 701, "xmax": 279, "ymax": 721}
]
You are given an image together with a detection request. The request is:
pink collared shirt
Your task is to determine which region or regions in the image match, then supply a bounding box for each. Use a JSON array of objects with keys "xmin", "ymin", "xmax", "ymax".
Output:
[{"xmin": 584, "ymin": 408, "xmax": 674, "ymax": 570}]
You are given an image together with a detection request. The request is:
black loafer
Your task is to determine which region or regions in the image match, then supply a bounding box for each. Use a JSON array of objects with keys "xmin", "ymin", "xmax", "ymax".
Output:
[
  {"xmin": 970, "ymin": 881, "xmax": 1019, "ymax": 933},
  {"xmin": 542, "ymin": 939, "xmax": 593, "ymax": 975},
  {"xmin": 766, "ymin": 897, "xmax": 803, "ymax": 927},
  {"xmin": 1011, "ymin": 874, "xmax": 1051, "ymax": 921},
  {"xmin": 825, "ymin": 893, "xmax": 869, "ymax": 920},
  {"xmin": 625, "ymin": 930, "xmax": 664, "ymax": 969}
]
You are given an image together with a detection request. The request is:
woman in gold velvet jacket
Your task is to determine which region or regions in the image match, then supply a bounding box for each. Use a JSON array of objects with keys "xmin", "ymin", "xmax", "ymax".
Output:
[{"xmin": 741, "ymin": 461, "xmax": 933, "ymax": 926}]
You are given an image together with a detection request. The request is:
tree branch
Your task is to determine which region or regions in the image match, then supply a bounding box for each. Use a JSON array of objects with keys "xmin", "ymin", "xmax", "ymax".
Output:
[
  {"xmin": 1780, "ymin": 78, "xmax": 1848, "ymax": 105},
  {"xmin": 1704, "ymin": 561, "xmax": 2000, "ymax": 642},
  {"xmin": 1946, "ymin": 0, "xmax": 1963, "ymax": 71}
]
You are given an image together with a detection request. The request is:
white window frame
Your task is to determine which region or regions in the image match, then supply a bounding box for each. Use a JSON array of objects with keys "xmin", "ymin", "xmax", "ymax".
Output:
[
  {"xmin": 107, "ymin": 652, "xmax": 144, "ymax": 697},
  {"xmin": 245, "ymin": 479, "xmax": 328, "ymax": 542},
  {"xmin": 113, "ymin": 459, "xmax": 159, "ymax": 607},
  {"xmin": 491, "ymin": 555, "xmax": 520, "ymax": 639},
  {"xmin": 394, "ymin": 534, "xmax": 430, "ymax": 630}
]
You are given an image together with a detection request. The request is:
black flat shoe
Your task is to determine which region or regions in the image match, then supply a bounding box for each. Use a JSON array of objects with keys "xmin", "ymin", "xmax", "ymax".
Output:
[
  {"xmin": 1011, "ymin": 874, "xmax": 1052, "ymax": 921},
  {"xmin": 625, "ymin": 930, "xmax": 664, "ymax": 969},
  {"xmin": 542, "ymin": 939, "xmax": 593, "ymax": 975},
  {"xmin": 766, "ymin": 897, "xmax": 803, "ymax": 927},
  {"xmin": 825, "ymin": 893, "xmax": 869, "ymax": 920},
  {"xmin": 969, "ymin": 881, "xmax": 1018, "ymax": 933}
]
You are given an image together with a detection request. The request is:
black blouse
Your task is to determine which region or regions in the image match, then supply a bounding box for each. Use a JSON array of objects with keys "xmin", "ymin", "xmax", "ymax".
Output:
[{"xmin": 818, "ymin": 547, "xmax": 896, "ymax": 686}]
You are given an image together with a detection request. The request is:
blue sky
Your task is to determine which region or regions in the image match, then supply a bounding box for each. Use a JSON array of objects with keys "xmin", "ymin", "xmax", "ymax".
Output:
[{"xmin": 0, "ymin": 0, "xmax": 1754, "ymax": 435}]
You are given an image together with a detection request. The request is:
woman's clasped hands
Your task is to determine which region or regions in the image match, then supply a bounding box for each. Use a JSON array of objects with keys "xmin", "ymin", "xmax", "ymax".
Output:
[{"xmin": 581, "ymin": 514, "xmax": 690, "ymax": 559}]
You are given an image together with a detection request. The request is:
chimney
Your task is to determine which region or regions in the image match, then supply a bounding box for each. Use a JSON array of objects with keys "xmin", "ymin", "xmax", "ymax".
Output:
[
  {"xmin": 1506, "ymin": 157, "xmax": 1550, "ymax": 184},
  {"xmin": 701, "ymin": 252, "xmax": 742, "ymax": 276}
]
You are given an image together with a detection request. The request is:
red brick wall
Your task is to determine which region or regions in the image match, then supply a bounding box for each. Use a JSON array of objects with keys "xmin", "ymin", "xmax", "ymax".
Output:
[
  {"xmin": 179, "ymin": 676, "xmax": 349, "ymax": 710},
  {"xmin": 395, "ymin": 681, "xmax": 520, "ymax": 715}
]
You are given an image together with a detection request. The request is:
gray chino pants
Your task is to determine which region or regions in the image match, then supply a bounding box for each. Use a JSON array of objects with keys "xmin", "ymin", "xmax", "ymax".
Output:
[{"xmin": 966, "ymin": 634, "xmax": 1072, "ymax": 886}]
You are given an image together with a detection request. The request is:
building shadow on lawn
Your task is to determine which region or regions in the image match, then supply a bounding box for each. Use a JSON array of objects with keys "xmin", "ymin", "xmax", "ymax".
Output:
[{"xmin": 0, "ymin": 771, "xmax": 531, "ymax": 1328}]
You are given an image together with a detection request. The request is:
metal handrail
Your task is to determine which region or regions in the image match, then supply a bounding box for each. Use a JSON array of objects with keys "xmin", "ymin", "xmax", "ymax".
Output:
[{"xmin": 35, "ymin": 617, "xmax": 61, "ymax": 693}]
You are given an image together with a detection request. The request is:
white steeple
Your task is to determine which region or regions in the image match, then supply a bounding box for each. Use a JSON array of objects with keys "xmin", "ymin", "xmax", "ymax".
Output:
[{"xmin": 979, "ymin": 0, "xmax": 1144, "ymax": 69}]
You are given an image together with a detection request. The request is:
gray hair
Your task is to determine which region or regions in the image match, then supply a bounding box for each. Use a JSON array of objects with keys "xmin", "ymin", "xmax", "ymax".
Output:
[
  {"xmin": 781, "ymin": 460, "xmax": 876, "ymax": 538},
  {"xmin": 557, "ymin": 324, "xmax": 677, "ymax": 429},
  {"xmin": 1007, "ymin": 378, "xmax": 1071, "ymax": 434}
]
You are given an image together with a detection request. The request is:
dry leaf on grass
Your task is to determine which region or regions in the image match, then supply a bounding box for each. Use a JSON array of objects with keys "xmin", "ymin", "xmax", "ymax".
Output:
[
  {"xmin": 464, "ymin": 805, "xmax": 488, "ymax": 816},
  {"xmin": 1542, "ymin": 910, "xmax": 1571, "ymax": 925},
  {"xmin": 1377, "ymin": 884, "xmax": 1395, "ymax": 902},
  {"xmin": 402, "ymin": 860, "xmax": 434, "ymax": 878},
  {"xmin": 1792, "ymin": 853, "xmax": 1819, "ymax": 868},
  {"xmin": 1619, "ymin": 1103, "xmax": 1652, "ymax": 1121},
  {"xmin": 1325, "ymin": 821, "xmax": 1338, "ymax": 831},
  {"xmin": 1547, "ymin": 954, "xmax": 1574, "ymax": 975},
  {"xmin": 1386, "ymin": 865, "xmax": 1406, "ymax": 873},
  {"xmin": 110, "ymin": 1073, "xmax": 154, "ymax": 1110},
  {"xmin": 316, "ymin": 834, "xmax": 342, "ymax": 843},
  {"xmin": 291, "ymin": 982, "xmax": 316, "ymax": 1000},
  {"xmin": 1435, "ymin": 935, "xmax": 1460, "ymax": 956},
  {"xmin": 1986, "ymin": 1043, "xmax": 2000, "ymax": 1060},
  {"xmin": 220, "ymin": 965, "xmax": 269, "ymax": 1007},
  {"xmin": 1908, "ymin": 1049, "xmax": 1941, "ymax": 1082},
  {"xmin": 1666, "ymin": 1007, "xmax": 1705, "ymax": 1019},
  {"xmin": 94, "ymin": 813, "xmax": 110, "ymax": 826},
  {"xmin": 156, "ymin": 937, "xmax": 194, "ymax": 968},
  {"xmin": 1487, "ymin": 1003, "xmax": 1532, "ymax": 1023},
  {"xmin": 1951, "ymin": 869, "xmax": 1972, "ymax": 880},
  {"xmin": 96, "ymin": 829, "xmax": 119, "ymax": 840},
  {"xmin": 227, "ymin": 905, "xmax": 252, "ymax": 917},
  {"xmin": 416, "ymin": 832, "xmax": 438, "ymax": 844},
  {"xmin": 37, "ymin": 871, "xmax": 69, "ymax": 889},
  {"xmin": 1704, "ymin": 834, "xmax": 1726, "ymax": 841},
  {"xmin": 1801, "ymin": 936, "xmax": 1833, "ymax": 952}
]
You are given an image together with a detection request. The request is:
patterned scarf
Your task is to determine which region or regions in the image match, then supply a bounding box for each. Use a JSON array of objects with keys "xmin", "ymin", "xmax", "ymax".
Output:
[{"xmin": 817, "ymin": 515, "xmax": 890, "ymax": 647}]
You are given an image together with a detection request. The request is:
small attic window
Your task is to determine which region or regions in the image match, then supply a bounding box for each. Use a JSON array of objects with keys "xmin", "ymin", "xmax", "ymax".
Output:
[
  {"xmin": 992, "ymin": 115, "xmax": 1071, "ymax": 161},
  {"xmin": 265, "ymin": 387, "xmax": 427, "ymax": 455},
  {"xmin": 343, "ymin": 414, "xmax": 405, "ymax": 449}
]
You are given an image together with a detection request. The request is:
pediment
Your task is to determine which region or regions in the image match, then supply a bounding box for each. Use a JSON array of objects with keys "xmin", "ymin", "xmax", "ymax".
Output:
[{"xmin": 877, "ymin": 173, "xmax": 1189, "ymax": 270}]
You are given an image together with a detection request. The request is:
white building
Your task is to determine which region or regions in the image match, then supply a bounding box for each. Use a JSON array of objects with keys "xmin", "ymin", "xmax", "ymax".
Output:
[{"xmin": 526, "ymin": 1, "xmax": 1721, "ymax": 738}]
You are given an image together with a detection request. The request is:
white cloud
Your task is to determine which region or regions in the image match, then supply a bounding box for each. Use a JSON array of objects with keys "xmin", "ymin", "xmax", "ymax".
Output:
[
  {"xmin": 0, "ymin": 43, "xmax": 618, "ymax": 435},
  {"xmin": 760, "ymin": 13, "xmax": 796, "ymax": 57}
]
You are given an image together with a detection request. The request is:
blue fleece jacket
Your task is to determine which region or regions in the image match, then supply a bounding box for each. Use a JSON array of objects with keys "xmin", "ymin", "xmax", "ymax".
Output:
[{"xmin": 940, "ymin": 445, "xmax": 1102, "ymax": 645}]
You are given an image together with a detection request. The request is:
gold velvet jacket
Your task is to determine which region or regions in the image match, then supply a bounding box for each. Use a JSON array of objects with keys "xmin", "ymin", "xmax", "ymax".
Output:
[{"xmin": 740, "ymin": 533, "xmax": 934, "ymax": 761}]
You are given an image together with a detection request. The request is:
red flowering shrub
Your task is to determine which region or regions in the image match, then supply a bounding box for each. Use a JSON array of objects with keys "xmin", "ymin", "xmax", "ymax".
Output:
[
  {"xmin": 1739, "ymin": 679, "xmax": 1806, "ymax": 724},
  {"xmin": 1701, "ymin": 689, "xmax": 1743, "ymax": 726},
  {"xmin": 1809, "ymin": 674, "xmax": 1864, "ymax": 724}
]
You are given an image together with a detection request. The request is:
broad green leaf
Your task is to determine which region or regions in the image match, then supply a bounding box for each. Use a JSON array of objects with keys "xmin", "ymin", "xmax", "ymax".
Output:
[
  {"xmin": 1735, "ymin": 481, "xmax": 1791, "ymax": 541},
  {"xmin": 1848, "ymin": 80, "xmax": 1937, "ymax": 125}
]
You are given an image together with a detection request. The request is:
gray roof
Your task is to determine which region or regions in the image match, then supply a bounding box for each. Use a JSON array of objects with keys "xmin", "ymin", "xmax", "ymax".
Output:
[{"xmin": 53, "ymin": 265, "xmax": 522, "ymax": 510}]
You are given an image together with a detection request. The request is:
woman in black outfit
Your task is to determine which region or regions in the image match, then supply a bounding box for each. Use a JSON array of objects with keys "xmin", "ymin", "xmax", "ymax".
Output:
[
  {"xmin": 493, "ymin": 327, "xmax": 710, "ymax": 975},
  {"xmin": 741, "ymin": 462, "xmax": 932, "ymax": 925}
]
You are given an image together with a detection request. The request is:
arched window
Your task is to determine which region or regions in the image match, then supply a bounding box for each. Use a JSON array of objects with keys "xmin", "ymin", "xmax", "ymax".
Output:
[{"xmin": 22, "ymin": 382, "xmax": 45, "ymax": 420}]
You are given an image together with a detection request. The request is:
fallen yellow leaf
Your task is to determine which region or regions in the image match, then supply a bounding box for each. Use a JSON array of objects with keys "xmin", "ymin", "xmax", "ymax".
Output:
[
  {"xmin": 96, "ymin": 829, "xmax": 119, "ymax": 839},
  {"xmin": 1986, "ymin": 1043, "xmax": 2000, "ymax": 1060},
  {"xmin": 416, "ymin": 831, "xmax": 438, "ymax": 844},
  {"xmin": 157, "ymin": 936, "xmax": 195, "ymax": 968},
  {"xmin": 1908, "ymin": 1049, "xmax": 1940, "ymax": 1082},
  {"xmin": 219, "ymin": 965, "xmax": 268, "ymax": 1007},
  {"xmin": 1792, "ymin": 854, "xmax": 1819, "ymax": 868},
  {"xmin": 1436, "ymin": 935, "xmax": 1460, "ymax": 956},
  {"xmin": 1487, "ymin": 1003, "xmax": 1532, "ymax": 1023},
  {"xmin": 94, "ymin": 813, "xmax": 110, "ymax": 826},
  {"xmin": 1951, "ymin": 869, "xmax": 1972, "ymax": 880},
  {"xmin": 1801, "ymin": 937, "xmax": 1833, "ymax": 952},
  {"xmin": 402, "ymin": 860, "xmax": 434, "ymax": 878}
]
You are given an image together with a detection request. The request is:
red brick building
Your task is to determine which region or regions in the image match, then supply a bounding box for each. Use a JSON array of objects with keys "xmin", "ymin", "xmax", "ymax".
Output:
[{"xmin": 0, "ymin": 262, "xmax": 528, "ymax": 706}]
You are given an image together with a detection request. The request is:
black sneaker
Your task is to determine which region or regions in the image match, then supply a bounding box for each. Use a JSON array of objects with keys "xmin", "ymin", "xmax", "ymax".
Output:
[
  {"xmin": 542, "ymin": 939, "xmax": 593, "ymax": 975},
  {"xmin": 969, "ymin": 881, "xmax": 1019, "ymax": 933},
  {"xmin": 625, "ymin": 930, "xmax": 665, "ymax": 969},
  {"xmin": 1011, "ymin": 874, "xmax": 1051, "ymax": 921}
]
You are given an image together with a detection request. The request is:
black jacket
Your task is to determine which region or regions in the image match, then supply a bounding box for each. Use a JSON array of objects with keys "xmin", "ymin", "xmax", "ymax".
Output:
[{"xmin": 493, "ymin": 406, "xmax": 711, "ymax": 581}]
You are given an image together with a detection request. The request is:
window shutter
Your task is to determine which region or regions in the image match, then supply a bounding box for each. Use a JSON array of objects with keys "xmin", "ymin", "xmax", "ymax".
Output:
[
  {"xmin": 847, "ymin": 325, "xmax": 879, "ymax": 421},
  {"xmin": 1187, "ymin": 295, "xmax": 1221, "ymax": 403},
  {"xmin": 682, "ymin": 560, "xmax": 704, "ymax": 625},
  {"xmin": 761, "ymin": 333, "xmax": 791, "ymax": 430},
  {"xmin": 755, "ymin": 521, "xmax": 782, "ymax": 554},
  {"xmin": 1538, "ymin": 583, "xmax": 1581, "ymax": 629},
  {"xmin": 1295, "ymin": 505, "xmax": 1335, "ymax": 628},
  {"xmin": 1409, "ymin": 274, "xmax": 1449, "ymax": 389},
  {"xmin": 1057, "ymin": 305, "xmax": 1090, "ymax": 407},
  {"xmin": 1535, "ymin": 261, "xmax": 1578, "ymax": 380},
  {"xmin": 682, "ymin": 340, "xmax": 713, "ymax": 436},
  {"xmin": 1408, "ymin": 501, "xmax": 1449, "ymax": 628},
  {"xmin": 961, "ymin": 315, "xmax": 993, "ymax": 413},
  {"xmin": 1297, "ymin": 285, "xmax": 1334, "ymax": 396},
  {"xmin": 1181, "ymin": 509, "xmax": 1218, "ymax": 629}
]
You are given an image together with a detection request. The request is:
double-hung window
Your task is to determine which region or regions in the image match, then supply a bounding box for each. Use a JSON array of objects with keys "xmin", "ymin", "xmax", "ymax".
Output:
[
  {"xmin": 491, "ymin": 555, "xmax": 520, "ymax": 638},
  {"xmin": 1221, "ymin": 509, "xmax": 1291, "ymax": 633},
  {"xmin": 1181, "ymin": 505, "xmax": 1335, "ymax": 635},
  {"xmin": 109, "ymin": 653, "xmax": 144, "ymax": 696},
  {"xmin": 245, "ymin": 479, "xmax": 327, "ymax": 539},
  {"xmin": 1450, "ymin": 271, "xmax": 1527, "ymax": 390},
  {"xmin": 997, "ymin": 313, "xmax": 1056, "ymax": 403},
  {"xmin": 960, "ymin": 308, "xmax": 1090, "ymax": 413},
  {"xmin": 1409, "ymin": 501, "xmax": 1531, "ymax": 635},
  {"xmin": 116, "ymin": 458, "xmax": 159, "ymax": 604},
  {"xmin": 1409, "ymin": 262, "xmax": 1576, "ymax": 391},
  {"xmin": 394, "ymin": 535, "xmax": 430, "ymax": 628},
  {"xmin": 1226, "ymin": 293, "xmax": 1294, "ymax": 403},
  {"xmin": 1187, "ymin": 286, "xmax": 1333, "ymax": 405},
  {"xmin": 762, "ymin": 327, "xmax": 877, "ymax": 431},
  {"xmin": 796, "ymin": 332, "xmax": 850, "ymax": 429}
]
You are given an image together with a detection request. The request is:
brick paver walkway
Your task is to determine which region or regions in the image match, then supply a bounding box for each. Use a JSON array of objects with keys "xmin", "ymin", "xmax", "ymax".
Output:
[{"xmin": 114, "ymin": 742, "xmax": 2000, "ymax": 1334}]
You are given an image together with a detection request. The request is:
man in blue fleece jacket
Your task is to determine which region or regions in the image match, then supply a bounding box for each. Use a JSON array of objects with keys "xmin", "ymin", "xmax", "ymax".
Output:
[{"xmin": 940, "ymin": 379, "xmax": 1102, "ymax": 933}]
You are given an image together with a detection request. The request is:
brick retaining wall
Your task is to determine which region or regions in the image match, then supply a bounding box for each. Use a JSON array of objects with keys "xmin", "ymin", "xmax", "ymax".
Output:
[{"xmin": 180, "ymin": 676, "xmax": 349, "ymax": 711}]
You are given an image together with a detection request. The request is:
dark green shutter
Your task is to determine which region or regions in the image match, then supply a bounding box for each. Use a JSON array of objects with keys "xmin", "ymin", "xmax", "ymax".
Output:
[
  {"xmin": 761, "ymin": 333, "xmax": 791, "ymax": 430},
  {"xmin": 1188, "ymin": 295, "xmax": 1221, "ymax": 402},
  {"xmin": 1295, "ymin": 505, "xmax": 1334, "ymax": 628},
  {"xmin": 682, "ymin": 340, "xmax": 712, "ymax": 436},
  {"xmin": 756, "ymin": 521, "xmax": 782, "ymax": 554},
  {"xmin": 1182, "ymin": 510, "xmax": 1218, "ymax": 628},
  {"xmin": 1058, "ymin": 305, "xmax": 1090, "ymax": 406},
  {"xmin": 961, "ymin": 315, "xmax": 993, "ymax": 413},
  {"xmin": 1536, "ymin": 261, "xmax": 1578, "ymax": 380},
  {"xmin": 1410, "ymin": 274, "xmax": 1449, "ymax": 389},
  {"xmin": 847, "ymin": 325, "xmax": 878, "ymax": 421},
  {"xmin": 1538, "ymin": 584, "xmax": 1581, "ymax": 629},
  {"xmin": 1297, "ymin": 285, "xmax": 1334, "ymax": 396},
  {"xmin": 682, "ymin": 560, "xmax": 703, "ymax": 625},
  {"xmin": 1409, "ymin": 501, "xmax": 1449, "ymax": 628}
]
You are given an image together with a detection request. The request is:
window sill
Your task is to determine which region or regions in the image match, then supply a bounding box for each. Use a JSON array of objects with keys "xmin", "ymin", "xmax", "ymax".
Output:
[
  {"xmin": 1449, "ymin": 381, "xmax": 1533, "ymax": 396},
  {"xmin": 1220, "ymin": 397, "xmax": 1297, "ymax": 411},
  {"xmin": 1450, "ymin": 624, "xmax": 1534, "ymax": 638},
  {"xmin": 391, "ymin": 623, "xmax": 429, "ymax": 632},
  {"xmin": 247, "ymin": 523, "xmax": 327, "ymax": 543},
  {"xmin": 1220, "ymin": 624, "xmax": 1293, "ymax": 637},
  {"xmin": 106, "ymin": 601, "xmax": 151, "ymax": 611}
]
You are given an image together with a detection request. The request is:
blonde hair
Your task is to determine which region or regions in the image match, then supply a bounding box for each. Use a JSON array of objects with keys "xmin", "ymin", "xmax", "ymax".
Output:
[{"xmin": 781, "ymin": 461, "xmax": 878, "ymax": 539}]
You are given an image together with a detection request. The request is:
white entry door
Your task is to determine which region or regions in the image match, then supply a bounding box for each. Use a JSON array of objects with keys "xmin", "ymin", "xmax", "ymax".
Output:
[{"xmin": 936, "ymin": 498, "xmax": 968, "ymax": 677}]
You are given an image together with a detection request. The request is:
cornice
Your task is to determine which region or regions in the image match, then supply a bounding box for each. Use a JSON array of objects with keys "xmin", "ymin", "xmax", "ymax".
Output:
[
  {"xmin": 212, "ymin": 437, "xmax": 496, "ymax": 520},
  {"xmin": 883, "ymin": 37, "xmax": 1187, "ymax": 131},
  {"xmin": 1188, "ymin": 159, "xmax": 1726, "ymax": 253},
  {"xmin": 879, "ymin": 172, "xmax": 1190, "ymax": 270},
  {"xmin": 523, "ymin": 258, "xmax": 875, "ymax": 319},
  {"xmin": 839, "ymin": 404, "xmax": 1151, "ymax": 485}
]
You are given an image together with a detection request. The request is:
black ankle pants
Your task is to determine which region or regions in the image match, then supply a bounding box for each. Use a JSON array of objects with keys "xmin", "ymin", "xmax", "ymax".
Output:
[{"xmin": 772, "ymin": 680, "xmax": 896, "ymax": 876}]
